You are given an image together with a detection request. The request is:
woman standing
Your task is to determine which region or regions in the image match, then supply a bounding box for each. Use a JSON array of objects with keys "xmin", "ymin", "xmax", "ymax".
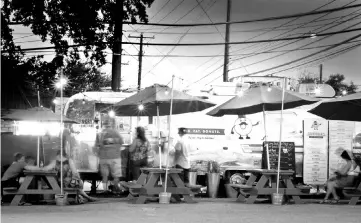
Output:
[{"xmin": 129, "ymin": 127, "xmax": 154, "ymax": 181}]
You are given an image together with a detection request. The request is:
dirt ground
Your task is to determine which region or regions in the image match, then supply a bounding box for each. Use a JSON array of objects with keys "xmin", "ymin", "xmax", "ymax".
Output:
[{"xmin": 1, "ymin": 198, "xmax": 360, "ymax": 223}]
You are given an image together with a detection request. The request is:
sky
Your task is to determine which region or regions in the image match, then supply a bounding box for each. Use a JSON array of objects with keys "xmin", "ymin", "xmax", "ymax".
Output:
[{"xmin": 13, "ymin": 0, "xmax": 361, "ymax": 90}]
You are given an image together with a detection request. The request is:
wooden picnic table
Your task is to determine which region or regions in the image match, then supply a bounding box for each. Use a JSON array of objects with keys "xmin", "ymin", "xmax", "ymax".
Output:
[
  {"xmin": 7, "ymin": 170, "xmax": 61, "ymax": 206},
  {"xmin": 234, "ymin": 169, "xmax": 306, "ymax": 204},
  {"xmin": 128, "ymin": 167, "xmax": 197, "ymax": 204}
]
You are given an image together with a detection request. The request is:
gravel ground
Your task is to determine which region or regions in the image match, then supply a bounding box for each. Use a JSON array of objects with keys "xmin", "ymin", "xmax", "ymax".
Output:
[{"xmin": 1, "ymin": 198, "xmax": 360, "ymax": 223}]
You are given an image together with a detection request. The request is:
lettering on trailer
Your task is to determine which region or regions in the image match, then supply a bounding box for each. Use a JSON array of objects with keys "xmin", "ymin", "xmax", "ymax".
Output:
[{"xmin": 183, "ymin": 128, "xmax": 225, "ymax": 135}]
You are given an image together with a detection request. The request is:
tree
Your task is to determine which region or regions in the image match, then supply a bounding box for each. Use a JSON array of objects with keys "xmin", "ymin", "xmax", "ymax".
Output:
[
  {"xmin": 325, "ymin": 74, "xmax": 358, "ymax": 96},
  {"xmin": 62, "ymin": 58, "xmax": 111, "ymax": 96},
  {"xmin": 298, "ymin": 70, "xmax": 319, "ymax": 84},
  {"xmin": 7, "ymin": 0, "xmax": 154, "ymax": 91}
]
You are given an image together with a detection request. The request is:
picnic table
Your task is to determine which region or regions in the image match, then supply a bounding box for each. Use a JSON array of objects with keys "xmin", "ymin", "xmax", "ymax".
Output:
[
  {"xmin": 230, "ymin": 169, "xmax": 308, "ymax": 204},
  {"xmin": 5, "ymin": 170, "xmax": 61, "ymax": 206},
  {"xmin": 127, "ymin": 167, "xmax": 197, "ymax": 204}
]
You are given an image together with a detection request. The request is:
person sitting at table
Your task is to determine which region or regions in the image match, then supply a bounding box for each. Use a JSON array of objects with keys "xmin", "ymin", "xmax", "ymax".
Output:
[
  {"xmin": 1, "ymin": 153, "xmax": 41, "ymax": 203},
  {"xmin": 42, "ymin": 149, "xmax": 97, "ymax": 203},
  {"xmin": 174, "ymin": 127, "xmax": 191, "ymax": 185},
  {"xmin": 320, "ymin": 150, "xmax": 359, "ymax": 204},
  {"xmin": 129, "ymin": 126, "xmax": 154, "ymax": 181}
]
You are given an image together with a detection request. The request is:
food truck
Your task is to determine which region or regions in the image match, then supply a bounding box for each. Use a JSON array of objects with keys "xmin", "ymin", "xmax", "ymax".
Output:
[{"xmin": 31, "ymin": 86, "xmax": 361, "ymax": 195}]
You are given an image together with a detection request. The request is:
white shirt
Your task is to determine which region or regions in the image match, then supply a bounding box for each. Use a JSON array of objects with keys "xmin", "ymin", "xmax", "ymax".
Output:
[{"xmin": 174, "ymin": 135, "xmax": 191, "ymax": 169}]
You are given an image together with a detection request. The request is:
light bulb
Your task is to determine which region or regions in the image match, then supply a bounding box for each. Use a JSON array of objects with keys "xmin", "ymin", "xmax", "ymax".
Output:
[
  {"xmin": 342, "ymin": 90, "xmax": 347, "ymax": 95},
  {"xmin": 165, "ymin": 90, "xmax": 169, "ymax": 95},
  {"xmin": 310, "ymin": 33, "xmax": 317, "ymax": 38},
  {"xmin": 108, "ymin": 110, "xmax": 115, "ymax": 117},
  {"xmin": 138, "ymin": 104, "xmax": 144, "ymax": 111},
  {"xmin": 53, "ymin": 99, "xmax": 58, "ymax": 104},
  {"xmin": 267, "ymin": 87, "xmax": 272, "ymax": 92},
  {"xmin": 314, "ymin": 87, "xmax": 321, "ymax": 95}
]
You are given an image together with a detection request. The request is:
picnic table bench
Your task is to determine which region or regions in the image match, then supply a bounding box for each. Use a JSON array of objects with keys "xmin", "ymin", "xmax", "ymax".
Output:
[
  {"xmin": 122, "ymin": 168, "xmax": 199, "ymax": 204},
  {"xmin": 3, "ymin": 170, "xmax": 79, "ymax": 206},
  {"xmin": 230, "ymin": 169, "xmax": 307, "ymax": 204}
]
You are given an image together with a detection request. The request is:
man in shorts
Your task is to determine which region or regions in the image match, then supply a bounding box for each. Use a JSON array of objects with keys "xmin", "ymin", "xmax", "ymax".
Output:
[{"xmin": 95, "ymin": 120, "xmax": 125, "ymax": 194}]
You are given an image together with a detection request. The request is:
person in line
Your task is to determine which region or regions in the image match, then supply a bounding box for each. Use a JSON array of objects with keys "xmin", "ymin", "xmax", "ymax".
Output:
[
  {"xmin": 42, "ymin": 149, "xmax": 97, "ymax": 202},
  {"xmin": 129, "ymin": 126, "xmax": 154, "ymax": 181},
  {"xmin": 1, "ymin": 153, "xmax": 40, "ymax": 204},
  {"xmin": 95, "ymin": 119, "xmax": 125, "ymax": 194},
  {"xmin": 320, "ymin": 150, "xmax": 359, "ymax": 204},
  {"xmin": 174, "ymin": 127, "xmax": 192, "ymax": 185}
]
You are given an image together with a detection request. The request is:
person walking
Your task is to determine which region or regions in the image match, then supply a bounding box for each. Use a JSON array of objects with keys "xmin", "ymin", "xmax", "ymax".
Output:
[
  {"xmin": 95, "ymin": 119, "xmax": 124, "ymax": 194},
  {"xmin": 174, "ymin": 127, "xmax": 191, "ymax": 185},
  {"xmin": 129, "ymin": 126, "xmax": 154, "ymax": 181}
]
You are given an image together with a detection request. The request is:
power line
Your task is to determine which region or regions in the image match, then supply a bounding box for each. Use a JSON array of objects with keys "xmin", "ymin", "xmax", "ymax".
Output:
[
  {"xmin": 155, "ymin": 0, "xmax": 186, "ymax": 23},
  {"xmin": 9, "ymin": 4, "xmax": 361, "ymax": 27},
  {"xmin": 189, "ymin": 0, "xmax": 343, "ymax": 78},
  {"xmin": 233, "ymin": 33, "xmax": 361, "ymax": 78},
  {"xmin": 229, "ymin": 15, "xmax": 361, "ymax": 70}
]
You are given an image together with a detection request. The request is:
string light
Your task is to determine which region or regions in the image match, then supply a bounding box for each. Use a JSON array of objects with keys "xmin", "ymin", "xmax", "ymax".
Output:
[
  {"xmin": 138, "ymin": 104, "xmax": 144, "ymax": 111},
  {"xmin": 165, "ymin": 89, "xmax": 169, "ymax": 95},
  {"xmin": 53, "ymin": 99, "xmax": 58, "ymax": 104},
  {"xmin": 342, "ymin": 90, "xmax": 347, "ymax": 95},
  {"xmin": 310, "ymin": 33, "xmax": 317, "ymax": 38},
  {"xmin": 108, "ymin": 110, "xmax": 115, "ymax": 117},
  {"xmin": 82, "ymin": 99, "xmax": 86, "ymax": 104},
  {"xmin": 267, "ymin": 86, "xmax": 272, "ymax": 92},
  {"xmin": 314, "ymin": 86, "xmax": 321, "ymax": 95}
]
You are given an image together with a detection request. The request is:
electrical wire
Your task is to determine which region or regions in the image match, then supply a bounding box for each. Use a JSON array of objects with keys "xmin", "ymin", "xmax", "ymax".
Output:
[
  {"xmin": 233, "ymin": 33, "xmax": 361, "ymax": 78},
  {"xmin": 8, "ymin": 4, "xmax": 361, "ymax": 27}
]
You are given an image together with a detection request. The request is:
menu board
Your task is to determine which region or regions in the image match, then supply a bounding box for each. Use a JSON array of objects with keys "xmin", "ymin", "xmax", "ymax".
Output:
[
  {"xmin": 262, "ymin": 141, "xmax": 296, "ymax": 171},
  {"xmin": 328, "ymin": 121, "xmax": 354, "ymax": 177},
  {"xmin": 303, "ymin": 119, "xmax": 328, "ymax": 185}
]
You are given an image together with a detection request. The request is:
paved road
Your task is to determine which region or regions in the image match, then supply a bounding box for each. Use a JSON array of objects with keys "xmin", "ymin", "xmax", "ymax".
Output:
[{"xmin": 1, "ymin": 198, "xmax": 360, "ymax": 223}]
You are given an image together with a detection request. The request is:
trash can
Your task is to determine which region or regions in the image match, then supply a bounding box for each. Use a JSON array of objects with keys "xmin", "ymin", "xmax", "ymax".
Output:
[
  {"xmin": 207, "ymin": 173, "xmax": 220, "ymax": 198},
  {"xmin": 188, "ymin": 171, "xmax": 198, "ymax": 186}
]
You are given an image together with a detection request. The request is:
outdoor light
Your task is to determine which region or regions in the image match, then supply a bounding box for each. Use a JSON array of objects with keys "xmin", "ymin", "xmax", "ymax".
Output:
[
  {"xmin": 82, "ymin": 99, "xmax": 86, "ymax": 104},
  {"xmin": 165, "ymin": 89, "xmax": 169, "ymax": 95},
  {"xmin": 53, "ymin": 99, "xmax": 58, "ymax": 104},
  {"xmin": 108, "ymin": 110, "xmax": 115, "ymax": 118},
  {"xmin": 55, "ymin": 77, "xmax": 68, "ymax": 89},
  {"xmin": 237, "ymin": 90, "xmax": 244, "ymax": 97},
  {"xmin": 267, "ymin": 86, "xmax": 272, "ymax": 92},
  {"xmin": 138, "ymin": 104, "xmax": 144, "ymax": 111},
  {"xmin": 342, "ymin": 90, "xmax": 347, "ymax": 95},
  {"xmin": 314, "ymin": 87, "xmax": 321, "ymax": 95}
]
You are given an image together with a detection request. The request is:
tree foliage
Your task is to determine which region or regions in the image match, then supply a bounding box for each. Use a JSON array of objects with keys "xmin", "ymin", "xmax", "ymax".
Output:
[
  {"xmin": 7, "ymin": 0, "xmax": 154, "ymax": 66},
  {"xmin": 298, "ymin": 70, "xmax": 319, "ymax": 84},
  {"xmin": 62, "ymin": 58, "xmax": 111, "ymax": 96},
  {"xmin": 324, "ymin": 74, "xmax": 358, "ymax": 95}
]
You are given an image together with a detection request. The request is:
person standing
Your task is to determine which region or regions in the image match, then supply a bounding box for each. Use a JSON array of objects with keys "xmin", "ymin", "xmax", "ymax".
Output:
[
  {"xmin": 174, "ymin": 127, "xmax": 191, "ymax": 185},
  {"xmin": 95, "ymin": 119, "xmax": 124, "ymax": 194},
  {"xmin": 129, "ymin": 126, "xmax": 154, "ymax": 181}
]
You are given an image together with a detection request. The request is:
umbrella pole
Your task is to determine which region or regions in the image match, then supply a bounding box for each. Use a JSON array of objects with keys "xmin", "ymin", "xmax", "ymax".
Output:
[
  {"xmin": 157, "ymin": 105, "xmax": 162, "ymax": 169},
  {"xmin": 164, "ymin": 75, "xmax": 175, "ymax": 193},
  {"xmin": 276, "ymin": 78, "xmax": 286, "ymax": 194},
  {"xmin": 37, "ymin": 136, "xmax": 40, "ymax": 167},
  {"xmin": 60, "ymin": 72, "xmax": 64, "ymax": 195},
  {"xmin": 262, "ymin": 105, "xmax": 270, "ymax": 170}
]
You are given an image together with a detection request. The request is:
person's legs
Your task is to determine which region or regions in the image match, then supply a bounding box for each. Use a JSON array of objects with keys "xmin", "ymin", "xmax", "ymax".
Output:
[
  {"xmin": 131, "ymin": 161, "xmax": 141, "ymax": 181},
  {"xmin": 99, "ymin": 161, "xmax": 110, "ymax": 192},
  {"xmin": 110, "ymin": 158, "xmax": 125, "ymax": 192}
]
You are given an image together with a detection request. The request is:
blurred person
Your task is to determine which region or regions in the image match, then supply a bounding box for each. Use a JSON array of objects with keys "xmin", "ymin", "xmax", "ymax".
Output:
[
  {"xmin": 129, "ymin": 126, "xmax": 154, "ymax": 181},
  {"xmin": 1, "ymin": 153, "xmax": 41, "ymax": 203},
  {"xmin": 320, "ymin": 150, "xmax": 359, "ymax": 204},
  {"xmin": 174, "ymin": 127, "xmax": 191, "ymax": 185},
  {"xmin": 42, "ymin": 149, "xmax": 97, "ymax": 202},
  {"xmin": 95, "ymin": 119, "xmax": 124, "ymax": 194}
]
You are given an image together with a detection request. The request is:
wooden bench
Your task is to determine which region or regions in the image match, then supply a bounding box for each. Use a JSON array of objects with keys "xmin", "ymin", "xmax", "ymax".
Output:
[
  {"xmin": 229, "ymin": 184, "xmax": 256, "ymax": 199},
  {"xmin": 342, "ymin": 185, "xmax": 361, "ymax": 205}
]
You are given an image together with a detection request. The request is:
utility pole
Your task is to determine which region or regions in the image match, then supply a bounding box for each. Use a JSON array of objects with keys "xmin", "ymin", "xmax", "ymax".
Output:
[
  {"xmin": 319, "ymin": 64, "xmax": 323, "ymax": 83},
  {"xmin": 111, "ymin": 0, "xmax": 124, "ymax": 92},
  {"xmin": 223, "ymin": 0, "xmax": 231, "ymax": 82},
  {"xmin": 129, "ymin": 33, "xmax": 154, "ymax": 91}
]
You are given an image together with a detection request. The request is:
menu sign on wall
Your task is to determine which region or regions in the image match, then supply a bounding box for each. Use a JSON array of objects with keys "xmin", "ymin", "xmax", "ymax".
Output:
[
  {"xmin": 303, "ymin": 119, "xmax": 328, "ymax": 185},
  {"xmin": 329, "ymin": 121, "xmax": 354, "ymax": 177}
]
